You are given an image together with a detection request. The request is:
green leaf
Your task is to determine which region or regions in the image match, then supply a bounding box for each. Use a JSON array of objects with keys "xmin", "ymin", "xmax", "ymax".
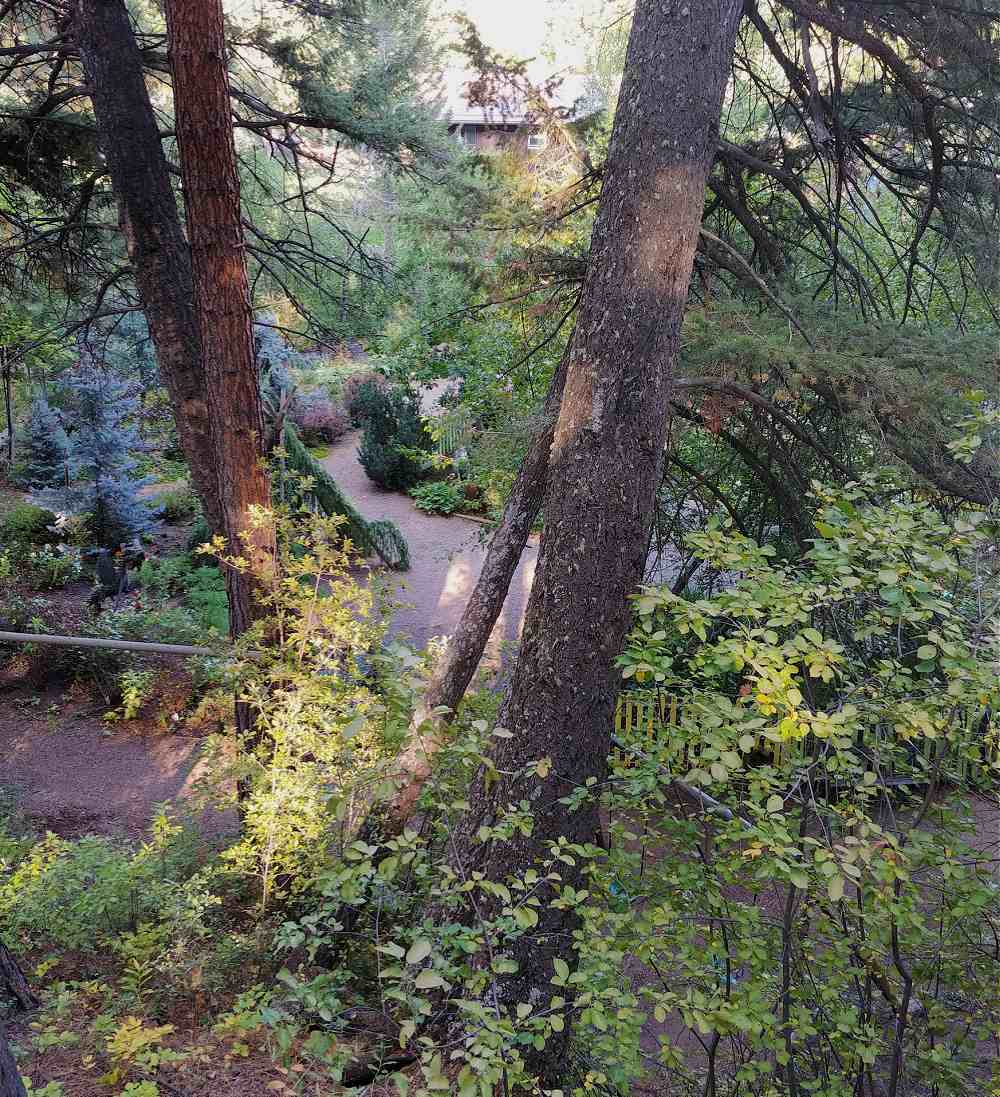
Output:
[
  {"xmin": 414, "ymin": 970, "xmax": 447, "ymax": 990},
  {"xmin": 766, "ymin": 794, "xmax": 784, "ymax": 814},
  {"xmin": 828, "ymin": 876, "xmax": 845, "ymax": 903},
  {"xmin": 514, "ymin": 905, "xmax": 539, "ymax": 930},
  {"xmin": 916, "ymin": 644, "xmax": 937, "ymax": 661},
  {"xmin": 552, "ymin": 958, "xmax": 570, "ymax": 984},
  {"xmin": 406, "ymin": 939, "xmax": 432, "ymax": 966}
]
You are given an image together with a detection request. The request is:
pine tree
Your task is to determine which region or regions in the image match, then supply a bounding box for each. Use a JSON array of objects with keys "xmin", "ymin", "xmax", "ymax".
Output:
[
  {"xmin": 19, "ymin": 395, "xmax": 70, "ymax": 489},
  {"xmin": 49, "ymin": 361, "xmax": 151, "ymax": 546}
]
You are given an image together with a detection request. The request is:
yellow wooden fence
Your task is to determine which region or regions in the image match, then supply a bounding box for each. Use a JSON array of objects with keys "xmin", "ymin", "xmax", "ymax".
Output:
[{"xmin": 612, "ymin": 690, "xmax": 999, "ymax": 782}]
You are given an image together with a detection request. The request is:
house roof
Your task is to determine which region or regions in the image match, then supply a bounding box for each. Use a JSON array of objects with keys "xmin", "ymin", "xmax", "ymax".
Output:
[{"xmin": 442, "ymin": 67, "xmax": 596, "ymax": 126}]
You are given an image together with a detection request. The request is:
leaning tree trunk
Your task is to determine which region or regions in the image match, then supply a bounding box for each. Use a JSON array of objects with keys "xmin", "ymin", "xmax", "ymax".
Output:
[
  {"xmin": 441, "ymin": 1, "xmax": 744, "ymax": 1086},
  {"xmin": 75, "ymin": 0, "xmax": 223, "ymax": 534},
  {"xmin": 164, "ymin": 0, "xmax": 275, "ymax": 636}
]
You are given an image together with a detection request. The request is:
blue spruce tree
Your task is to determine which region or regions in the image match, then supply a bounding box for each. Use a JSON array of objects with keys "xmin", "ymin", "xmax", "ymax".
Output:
[
  {"xmin": 49, "ymin": 359, "xmax": 152, "ymax": 546},
  {"xmin": 20, "ymin": 395, "xmax": 70, "ymax": 488}
]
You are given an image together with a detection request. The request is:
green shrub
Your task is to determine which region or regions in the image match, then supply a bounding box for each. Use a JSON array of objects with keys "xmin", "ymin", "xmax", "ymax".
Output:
[
  {"xmin": 138, "ymin": 553, "xmax": 229, "ymax": 635},
  {"xmin": 342, "ymin": 370, "xmax": 390, "ymax": 426},
  {"xmin": 14, "ymin": 543, "xmax": 83, "ymax": 590},
  {"xmin": 154, "ymin": 482, "xmax": 200, "ymax": 524},
  {"xmin": 408, "ymin": 480, "xmax": 464, "ymax": 515},
  {"xmin": 0, "ymin": 810, "xmax": 217, "ymax": 952},
  {"xmin": 186, "ymin": 515, "xmax": 211, "ymax": 553},
  {"xmin": 0, "ymin": 501, "xmax": 58, "ymax": 546},
  {"xmin": 356, "ymin": 383, "xmax": 432, "ymax": 491}
]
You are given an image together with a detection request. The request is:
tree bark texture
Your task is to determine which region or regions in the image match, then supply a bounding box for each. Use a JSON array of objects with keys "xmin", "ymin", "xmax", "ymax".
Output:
[
  {"xmin": 74, "ymin": 0, "xmax": 223, "ymax": 534},
  {"xmin": 164, "ymin": 0, "xmax": 275, "ymax": 636},
  {"xmin": 0, "ymin": 1029, "xmax": 26, "ymax": 1097},
  {"xmin": 0, "ymin": 939, "xmax": 34, "ymax": 1097},
  {"xmin": 0, "ymin": 941, "xmax": 38, "ymax": 1015},
  {"xmin": 444, "ymin": 0, "xmax": 744, "ymax": 1084}
]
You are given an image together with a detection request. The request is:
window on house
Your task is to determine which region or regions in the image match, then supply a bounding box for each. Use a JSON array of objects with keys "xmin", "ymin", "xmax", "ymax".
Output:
[{"xmin": 527, "ymin": 130, "xmax": 548, "ymax": 150}]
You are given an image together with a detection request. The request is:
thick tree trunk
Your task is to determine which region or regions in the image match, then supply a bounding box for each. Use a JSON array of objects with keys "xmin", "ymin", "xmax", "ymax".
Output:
[
  {"xmin": 371, "ymin": 353, "xmax": 568, "ymax": 836},
  {"xmin": 443, "ymin": 1, "xmax": 744, "ymax": 1085},
  {"xmin": 74, "ymin": 0, "xmax": 223, "ymax": 534},
  {"xmin": 0, "ymin": 1029, "xmax": 26, "ymax": 1097},
  {"xmin": 164, "ymin": 0, "xmax": 275, "ymax": 636}
]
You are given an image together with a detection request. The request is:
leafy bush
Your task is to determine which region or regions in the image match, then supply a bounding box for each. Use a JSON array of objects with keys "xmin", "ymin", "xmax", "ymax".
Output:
[
  {"xmin": 408, "ymin": 480, "xmax": 464, "ymax": 514},
  {"xmin": 0, "ymin": 501, "xmax": 58, "ymax": 546},
  {"xmin": 153, "ymin": 482, "xmax": 200, "ymax": 524},
  {"xmin": 0, "ymin": 810, "xmax": 217, "ymax": 952},
  {"xmin": 138, "ymin": 554, "xmax": 229, "ymax": 634},
  {"xmin": 13, "ymin": 543, "xmax": 83, "ymax": 590},
  {"xmin": 291, "ymin": 391, "xmax": 350, "ymax": 445},
  {"xmin": 342, "ymin": 370, "xmax": 390, "ymax": 426},
  {"xmin": 356, "ymin": 383, "xmax": 432, "ymax": 491}
]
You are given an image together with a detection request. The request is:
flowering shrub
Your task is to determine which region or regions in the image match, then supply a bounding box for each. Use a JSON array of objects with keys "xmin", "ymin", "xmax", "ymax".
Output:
[{"xmin": 290, "ymin": 391, "xmax": 350, "ymax": 445}]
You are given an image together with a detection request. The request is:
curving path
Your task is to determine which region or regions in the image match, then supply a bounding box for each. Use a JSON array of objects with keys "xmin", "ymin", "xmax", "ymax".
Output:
[{"xmin": 321, "ymin": 424, "xmax": 537, "ymax": 670}]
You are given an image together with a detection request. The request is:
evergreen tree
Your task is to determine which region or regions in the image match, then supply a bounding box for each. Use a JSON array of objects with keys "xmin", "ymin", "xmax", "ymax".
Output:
[
  {"xmin": 49, "ymin": 361, "xmax": 151, "ymax": 546},
  {"xmin": 19, "ymin": 395, "xmax": 70, "ymax": 489},
  {"xmin": 356, "ymin": 382, "xmax": 430, "ymax": 490}
]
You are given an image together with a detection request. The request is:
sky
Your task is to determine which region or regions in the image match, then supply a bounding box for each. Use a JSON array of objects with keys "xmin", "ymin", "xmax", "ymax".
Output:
[{"xmin": 445, "ymin": 0, "xmax": 591, "ymax": 69}]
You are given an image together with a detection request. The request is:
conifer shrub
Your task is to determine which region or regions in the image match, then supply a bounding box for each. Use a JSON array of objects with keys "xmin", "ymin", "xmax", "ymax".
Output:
[
  {"xmin": 49, "ymin": 361, "xmax": 152, "ymax": 547},
  {"xmin": 0, "ymin": 501, "xmax": 58, "ymax": 546},
  {"xmin": 356, "ymin": 383, "xmax": 432, "ymax": 491},
  {"xmin": 16, "ymin": 396, "xmax": 70, "ymax": 489},
  {"xmin": 342, "ymin": 370, "xmax": 390, "ymax": 426}
]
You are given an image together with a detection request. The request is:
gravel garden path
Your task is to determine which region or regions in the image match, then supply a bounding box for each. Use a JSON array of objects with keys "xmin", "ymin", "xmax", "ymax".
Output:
[{"xmin": 320, "ymin": 425, "xmax": 537, "ymax": 665}]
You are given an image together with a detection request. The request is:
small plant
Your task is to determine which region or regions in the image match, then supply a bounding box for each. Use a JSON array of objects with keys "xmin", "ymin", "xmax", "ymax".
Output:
[
  {"xmin": 116, "ymin": 668, "xmax": 157, "ymax": 721},
  {"xmin": 0, "ymin": 501, "xmax": 58, "ymax": 546},
  {"xmin": 16, "ymin": 544, "xmax": 83, "ymax": 591},
  {"xmin": 153, "ymin": 482, "xmax": 200, "ymax": 524},
  {"xmin": 409, "ymin": 480, "xmax": 465, "ymax": 515}
]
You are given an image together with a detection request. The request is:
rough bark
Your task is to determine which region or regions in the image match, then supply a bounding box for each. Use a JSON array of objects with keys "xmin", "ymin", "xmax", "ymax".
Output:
[
  {"xmin": 0, "ymin": 1030, "xmax": 26, "ymax": 1097},
  {"xmin": 371, "ymin": 353, "xmax": 568, "ymax": 836},
  {"xmin": 0, "ymin": 939, "xmax": 34, "ymax": 1097},
  {"xmin": 0, "ymin": 942, "xmax": 38, "ymax": 1015},
  {"xmin": 442, "ymin": 1, "xmax": 744, "ymax": 1085},
  {"xmin": 74, "ymin": 0, "xmax": 223, "ymax": 534},
  {"xmin": 1, "ymin": 349, "xmax": 13, "ymax": 467},
  {"xmin": 164, "ymin": 0, "xmax": 275, "ymax": 636}
]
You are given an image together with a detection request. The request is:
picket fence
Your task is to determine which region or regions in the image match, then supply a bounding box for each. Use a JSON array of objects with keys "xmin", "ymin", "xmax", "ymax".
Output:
[{"xmin": 612, "ymin": 690, "xmax": 999, "ymax": 786}]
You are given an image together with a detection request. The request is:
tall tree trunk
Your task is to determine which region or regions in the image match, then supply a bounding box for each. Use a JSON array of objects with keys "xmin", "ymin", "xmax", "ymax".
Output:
[
  {"xmin": 164, "ymin": 0, "xmax": 275, "ymax": 635},
  {"xmin": 1, "ymin": 349, "xmax": 13, "ymax": 467},
  {"xmin": 74, "ymin": 0, "xmax": 223, "ymax": 534},
  {"xmin": 443, "ymin": 1, "xmax": 744, "ymax": 1085},
  {"xmin": 371, "ymin": 353, "xmax": 568, "ymax": 836},
  {"xmin": 0, "ymin": 1030, "xmax": 26, "ymax": 1097}
]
